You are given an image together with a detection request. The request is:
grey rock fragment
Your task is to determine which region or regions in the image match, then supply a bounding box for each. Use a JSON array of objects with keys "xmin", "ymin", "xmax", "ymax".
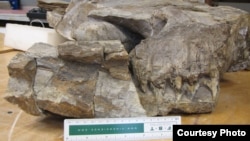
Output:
[
  {"xmin": 55, "ymin": 1, "xmax": 97, "ymax": 40},
  {"xmin": 5, "ymin": 53, "xmax": 42, "ymax": 116},
  {"xmin": 94, "ymin": 71, "xmax": 146, "ymax": 117},
  {"xmin": 58, "ymin": 40, "xmax": 131, "ymax": 80}
]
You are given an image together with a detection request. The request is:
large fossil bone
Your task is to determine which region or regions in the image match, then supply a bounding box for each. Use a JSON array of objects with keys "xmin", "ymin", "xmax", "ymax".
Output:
[{"xmin": 5, "ymin": 0, "xmax": 250, "ymax": 117}]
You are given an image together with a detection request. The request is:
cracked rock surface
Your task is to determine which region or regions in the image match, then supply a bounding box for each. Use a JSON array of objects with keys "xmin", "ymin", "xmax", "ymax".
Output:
[{"xmin": 5, "ymin": 0, "xmax": 250, "ymax": 118}]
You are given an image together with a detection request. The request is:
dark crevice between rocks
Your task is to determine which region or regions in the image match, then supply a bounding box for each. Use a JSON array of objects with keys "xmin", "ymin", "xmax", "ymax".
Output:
[
  {"xmin": 43, "ymin": 110, "xmax": 71, "ymax": 119},
  {"xmin": 32, "ymin": 58, "xmax": 46, "ymax": 116},
  {"xmin": 175, "ymin": 5, "xmax": 208, "ymax": 13},
  {"xmin": 115, "ymin": 25, "xmax": 145, "ymax": 53},
  {"xmin": 98, "ymin": 20, "xmax": 146, "ymax": 90},
  {"xmin": 169, "ymin": 107, "xmax": 213, "ymax": 115},
  {"xmin": 90, "ymin": 15, "xmax": 144, "ymax": 36}
]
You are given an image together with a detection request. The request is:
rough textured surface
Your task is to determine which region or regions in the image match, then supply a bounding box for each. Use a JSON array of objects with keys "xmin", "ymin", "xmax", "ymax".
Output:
[
  {"xmin": 5, "ymin": 53, "xmax": 42, "ymax": 116},
  {"xmin": 94, "ymin": 71, "xmax": 146, "ymax": 117},
  {"xmin": 58, "ymin": 40, "xmax": 131, "ymax": 80},
  {"xmin": 129, "ymin": 11, "xmax": 249, "ymax": 115},
  {"xmin": 55, "ymin": 1, "xmax": 97, "ymax": 40},
  {"xmin": 5, "ymin": 0, "xmax": 250, "ymax": 118},
  {"xmin": 5, "ymin": 41, "xmax": 144, "ymax": 118}
]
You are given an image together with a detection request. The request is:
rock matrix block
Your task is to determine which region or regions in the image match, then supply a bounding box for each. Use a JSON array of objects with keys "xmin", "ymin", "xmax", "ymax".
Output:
[{"xmin": 5, "ymin": 0, "xmax": 250, "ymax": 117}]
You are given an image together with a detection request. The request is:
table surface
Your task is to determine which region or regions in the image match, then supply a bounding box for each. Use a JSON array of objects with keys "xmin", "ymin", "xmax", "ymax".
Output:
[{"xmin": 0, "ymin": 33, "xmax": 250, "ymax": 141}]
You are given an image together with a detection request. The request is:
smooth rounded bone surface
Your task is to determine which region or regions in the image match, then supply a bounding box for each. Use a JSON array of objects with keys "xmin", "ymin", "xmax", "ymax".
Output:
[{"xmin": 5, "ymin": 0, "xmax": 250, "ymax": 118}]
